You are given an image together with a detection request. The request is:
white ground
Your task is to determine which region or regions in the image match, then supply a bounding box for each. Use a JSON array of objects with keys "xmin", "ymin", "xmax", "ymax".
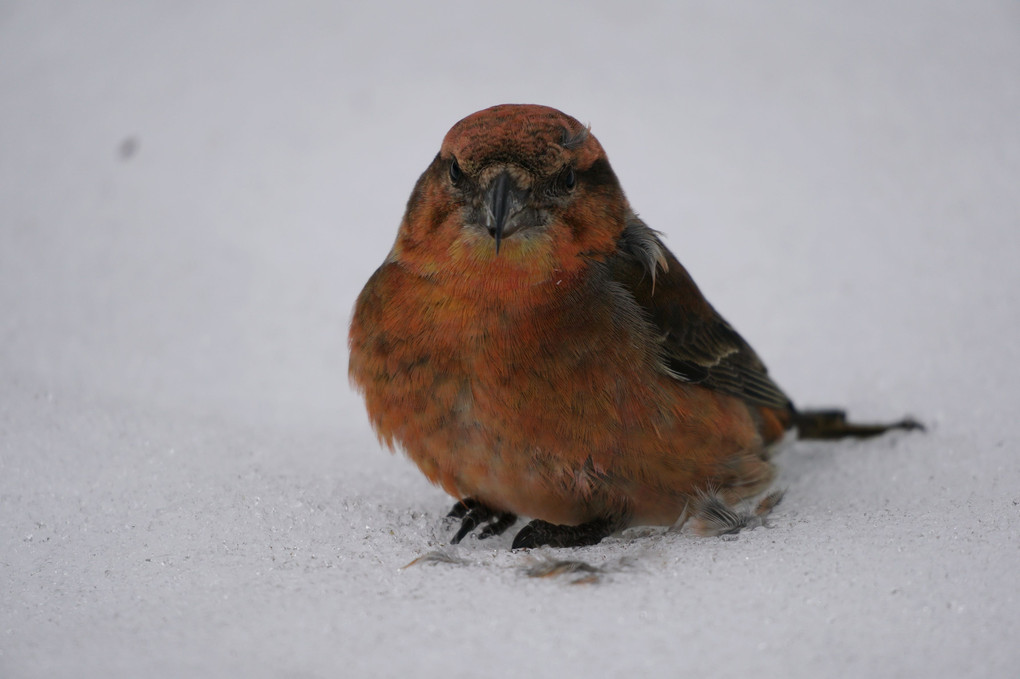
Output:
[{"xmin": 2, "ymin": 2, "xmax": 1019, "ymax": 677}]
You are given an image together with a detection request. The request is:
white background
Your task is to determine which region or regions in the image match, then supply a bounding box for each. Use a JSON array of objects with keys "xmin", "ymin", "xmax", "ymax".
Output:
[{"xmin": 2, "ymin": 1, "xmax": 1018, "ymax": 677}]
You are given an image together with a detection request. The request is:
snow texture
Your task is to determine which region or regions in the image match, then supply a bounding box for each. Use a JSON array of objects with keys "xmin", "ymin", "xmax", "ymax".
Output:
[{"xmin": 2, "ymin": 1, "xmax": 1019, "ymax": 677}]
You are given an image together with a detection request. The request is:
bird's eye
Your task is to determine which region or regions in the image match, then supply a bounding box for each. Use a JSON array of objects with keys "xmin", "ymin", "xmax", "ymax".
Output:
[
  {"xmin": 449, "ymin": 158, "xmax": 462, "ymax": 184},
  {"xmin": 562, "ymin": 166, "xmax": 576, "ymax": 191}
]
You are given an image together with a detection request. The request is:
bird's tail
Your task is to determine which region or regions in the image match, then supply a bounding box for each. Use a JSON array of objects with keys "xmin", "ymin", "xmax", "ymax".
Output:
[{"xmin": 792, "ymin": 409, "xmax": 924, "ymax": 440}]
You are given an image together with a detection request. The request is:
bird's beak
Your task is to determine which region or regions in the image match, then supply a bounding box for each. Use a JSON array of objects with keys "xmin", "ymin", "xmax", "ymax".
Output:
[{"xmin": 484, "ymin": 171, "xmax": 527, "ymax": 254}]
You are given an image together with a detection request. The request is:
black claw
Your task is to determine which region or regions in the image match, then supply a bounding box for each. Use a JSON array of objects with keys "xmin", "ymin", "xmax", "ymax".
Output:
[
  {"xmin": 477, "ymin": 512, "xmax": 517, "ymax": 539},
  {"xmin": 451, "ymin": 510, "xmax": 482, "ymax": 544},
  {"xmin": 511, "ymin": 523, "xmax": 541, "ymax": 549},
  {"xmin": 446, "ymin": 498, "xmax": 517, "ymax": 544},
  {"xmin": 511, "ymin": 517, "xmax": 617, "ymax": 549}
]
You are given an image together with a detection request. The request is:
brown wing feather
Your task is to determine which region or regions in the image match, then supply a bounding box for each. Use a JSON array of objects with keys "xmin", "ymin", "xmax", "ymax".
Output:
[{"xmin": 607, "ymin": 215, "xmax": 793, "ymax": 412}]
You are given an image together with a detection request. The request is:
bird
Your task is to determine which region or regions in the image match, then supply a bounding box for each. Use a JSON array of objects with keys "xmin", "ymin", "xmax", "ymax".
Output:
[{"xmin": 348, "ymin": 104, "xmax": 920, "ymax": 549}]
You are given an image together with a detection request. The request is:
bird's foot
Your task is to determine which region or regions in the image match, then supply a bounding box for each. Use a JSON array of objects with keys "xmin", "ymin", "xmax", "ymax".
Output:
[
  {"xmin": 446, "ymin": 498, "xmax": 517, "ymax": 544},
  {"xmin": 511, "ymin": 516, "xmax": 617, "ymax": 549}
]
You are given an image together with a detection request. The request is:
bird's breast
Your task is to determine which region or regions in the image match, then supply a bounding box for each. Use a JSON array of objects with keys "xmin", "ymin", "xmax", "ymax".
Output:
[{"xmin": 349, "ymin": 261, "xmax": 762, "ymax": 525}]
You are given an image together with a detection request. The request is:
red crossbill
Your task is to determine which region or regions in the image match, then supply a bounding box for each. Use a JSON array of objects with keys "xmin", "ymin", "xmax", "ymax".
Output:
[{"xmin": 348, "ymin": 104, "xmax": 919, "ymax": 549}]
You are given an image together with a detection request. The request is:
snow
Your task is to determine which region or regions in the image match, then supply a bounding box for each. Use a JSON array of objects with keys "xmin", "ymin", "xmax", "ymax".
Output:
[{"xmin": 2, "ymin": 1, "xmax": 1018, "ymax": 677}]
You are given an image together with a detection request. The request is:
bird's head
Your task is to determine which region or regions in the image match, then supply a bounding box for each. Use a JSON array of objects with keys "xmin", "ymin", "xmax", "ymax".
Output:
[{"xmin": 391, "ymin": 104, "xmax": 629, "ymax": 288}]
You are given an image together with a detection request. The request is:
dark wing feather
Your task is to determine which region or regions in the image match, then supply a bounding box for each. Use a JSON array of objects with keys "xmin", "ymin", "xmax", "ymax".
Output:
[{"xmin": 608, "ymin": 214, "xmax": 793, "ymax": 412}]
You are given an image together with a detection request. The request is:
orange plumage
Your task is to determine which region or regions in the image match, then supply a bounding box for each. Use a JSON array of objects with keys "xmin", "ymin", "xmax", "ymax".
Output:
[{"xmin": 348, "ymin": 104, "xmax": 918, "ymax": 548}]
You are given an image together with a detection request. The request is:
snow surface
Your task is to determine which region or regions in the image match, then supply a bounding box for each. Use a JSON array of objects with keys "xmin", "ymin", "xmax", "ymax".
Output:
[{"xmin": 3, "ymin": 1, "xmax": 1019, "ymax": 677}]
